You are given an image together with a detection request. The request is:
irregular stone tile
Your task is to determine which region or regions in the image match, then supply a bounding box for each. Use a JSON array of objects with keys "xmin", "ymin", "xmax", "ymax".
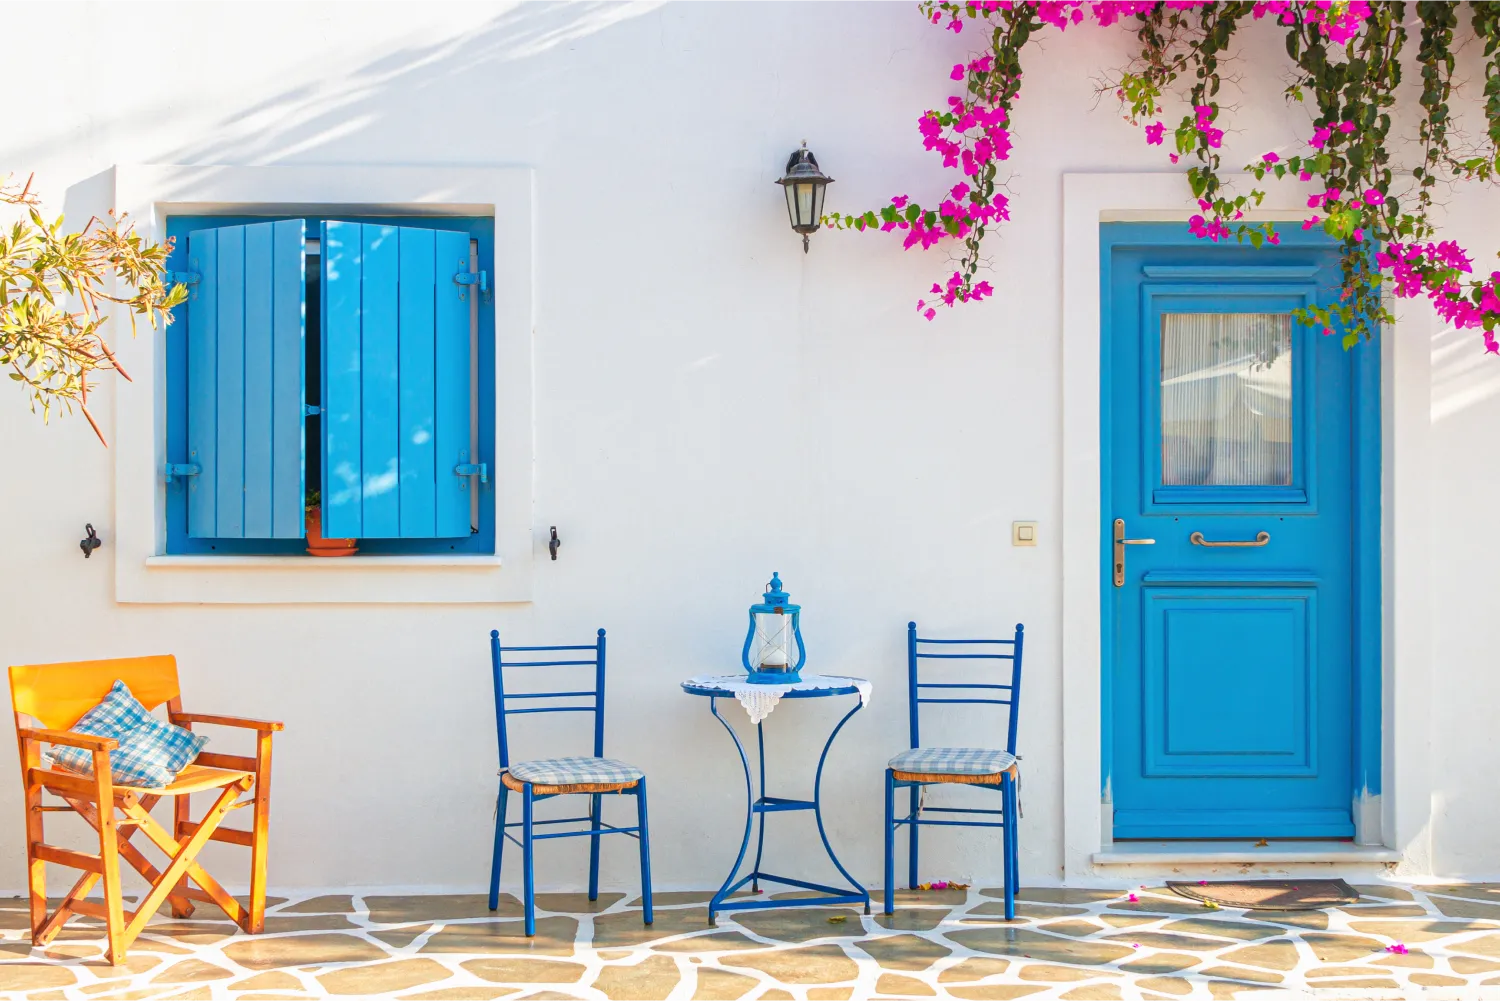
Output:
[
  {"xmin": 1339, "ymin": 904, "xmax": 1428, "ymax": 917},
  {"xmin": 1019, "ymin": 964, "xmax": 1098, "ymax": 981},
  {"xmin": 947, "ymin": 927, "xmax": 1133, "ymax": 966},
  {"xmin": 1157, "ymin": 917, "xmax": 1279, "ymax": 942},
  {"xmin": 722, "ymin": 944, "xmax": 858, "ymax": 984},
  {"xmin": 691, "ymin": 967, "xmax": 758, "ymax": 1000},
  {"xmin": 1302, "ymin": 932, "xmax": 1388, "ymax": 962},
  {"xmin": 1119, "ymin": 954, "xmax": 1200, "ymax": 974},
  {"xmin": 162, "ymin": 989, "xmax": 213, "ymax": 1000},
  {"xmin": 652, "ymin": 932, "xmax": 762, "ymax": 953},
  {"xmin": 185, "ymin": 896, "xmax": 288, "ymax": 921},
  {"xmin": 1427, "ymin": 884, "xmax": 1500, "ymax": 902},
  {"xmin": 27, "ymin": 991, "xmax": 71, "ymax": 1001},
  {"xmin": 594, "ymin": 908, "xmax": 702, "ymax": 949},
  {"xmin": 631, "ymin": 892, "xmax": 713, "ymax": 907},
  {"xmin": 399, "ymin": 990, "xmax": 520, "ymax": 1000},
  {"xmin": 228, "ymin": 972, "xmax": 303, "ymax": 991},
  {"xmin": 536, "ymin": 893, "xmax": 625, "ymax": 914},
  {"xmin": 1104, "ymin": 931, "xmax": 1227, "ymax": 951},
  {"xmin": 42, "ymin": 943, "xmax": 102, "ymax": 961},
  {"xmin": 1373, "ymin": 949, "xmax": 1432, "ymax": 968},
  {"xmin": 421, "ymin": 916, "xmax": 576, "ymax": 957},
  {"xmin": 1348, "ymin": 919, "xmax": 1490, "ymax": 943},
  {"xmin": 1307, "ymin": 979, "xmax": 1400, "ymax": 989},
  {"xmin": 318, "ymin": 958, "xmax": 452, "ymax": 995},
  {"xmin": 1453, "ymin": 955, "xmax": 1500, "ymax": 973},
  {"xmin": 876, "ymin": 972, "xmax": 935, "ymax": 995},
  {"xmin": 260, "ymin": 914, "xmax": 359, "ymax": 932},
  {"xmin": 938, "ymin": 956, "xmax": 1012, "ymax": 982},
  {"xmin": 599, "ymin": 951, "xmax": 633, "ymax": 960},
  {"xmin": 1206, "ymin": 983, "xmax": 1277, "ymax": 1000},
  {"xmin": 1135, "ymin": 977, "xmax": 1191, "ymax": 995},
  {"xmin": 1307, "ymin": 965, "xmax": 1383, "ymax": 978},
  {"xmin": 0, "ymin": 964, "xmax": 76, "ymax": 990},
  {"xmin": 758, "ymin": 992, "xmax": 793, "ymax": 1000},
  {"xmin": 944, "ymin": 987, "xmax": 1048, "ymax": 1000},
  {"xmin": 735, "ymin": 908, "xmax": 863, "ymax": 943},
  {"xmin": 1244, "ymin": 910, "xmax": 1328, "ymax": 931},
  {"xmin": 1410, "ymin": 973, "xmax": 1467, "ymax": 986},
  {"xmin": 974, "ymin": 902, "xmax": 1085, "ymax": 919},
  {"xmin": 1058, "ymin": 986, "xmax": 1124, "ymax": 1001},
  {"xmin": 1097, "ymin": 913, "xmax": 1156, "ymax": 930},
  {"xmin": 1351, "ymin": 884, "xmax": 1414, "ymax": 901},
  {"xmin": 81, "ymin": 954, "xmax": 161, "ymax": 975},
  {"xmin": 367, "ymin": 894, "xmax": 522, "ymax": 923},
  {"xmin": 1038, "ymin": 919, "xmax": 1105, "ymax": 938},
  {"xmin": 129, "ymin": 937, "xmax": 193, "ymax": 955},
  {"xmin": 373, "ymin": 923, "xmax": 433, "ymax": 949},
  {"xmin": 151, "ymin": 959, "xmax": 233, "ymax": 983},
  {"xmin": 516, "ymin": 994, "xmax": 584, "ymax": 1000},
  {"xmin": 461, "ymin": 958, "xmax": 586, "ymax": 983},
  {"xmin": 135, "ymin": 922, "xmax": 234, "ymax": 946},
  {"xmin": 591, "ymin": 955, "xmax": 679, "ymax": 1000},
  {"xmin": 281, "ymin": 894, "xmax": 355, "ymax": 914},
  {"xmin": 1197, "ymin": 965, "xmax": 1282, "ymax": 984},
  {"xmin": 224, "ymin": 932, "xmax": 390, "ymax": 970},
  {"xmin": 893, "ymin": 887, "xmax": 969, "ymax": 907},
  {"xmin": 1105, "ymin": 898, "xmax": 1205, "ymax": 916},
  {"xmin": 1430, "ymin": 895, "xmax": 1500, "ymax": 920},
  {"xmin": 852, "ymin": 933, "xmax": 951, "ymax": 971},
  {"xmin": 873, "ymin": 908, "xmax": 950, "ymax": 932},
  {"xmin": 0, "ymin": 941, "xmax": 32, "ymax": 957},
  {"xmin": 81, "ymin": 979, "xmax": 134, "ymax": 996},
  {"xmin": 1218, "ymin": 940, "xmax": 1299, "ymax": 971},
  {"xmin": 806, "ymin": 990, "xmax": 853, "ymax": 1000},
  {"xmin": 1012, "ymin": 888, "xmax": 1119, "ymax": 905}
]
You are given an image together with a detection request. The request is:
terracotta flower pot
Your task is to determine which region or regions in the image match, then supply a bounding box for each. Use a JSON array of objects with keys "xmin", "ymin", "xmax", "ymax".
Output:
[{"xmin": 305, "ymin": 505, "xmax": 358, "ymax": 557}]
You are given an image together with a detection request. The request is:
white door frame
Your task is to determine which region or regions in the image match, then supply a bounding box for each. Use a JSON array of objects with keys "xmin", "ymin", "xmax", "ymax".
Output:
[{"xmin": 1059, "ymin": 173, "xmax": 1434, "ymax": 876}]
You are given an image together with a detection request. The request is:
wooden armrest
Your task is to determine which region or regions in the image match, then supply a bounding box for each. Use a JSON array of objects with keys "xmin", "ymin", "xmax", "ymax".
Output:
[
  {"xmin": 170, "ymin": 712, "xmax": 284, "ymax": 733},
  {"xmin": 18, "ymin": 727, "xmax": 118, "ymax": 752}
]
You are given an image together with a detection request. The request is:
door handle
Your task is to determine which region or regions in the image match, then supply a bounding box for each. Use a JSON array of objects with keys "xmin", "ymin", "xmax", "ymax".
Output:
[
  {"xmin": 1190, "ymin": 531, "xmax": 1270, "ymax": 547},
  {"xmin": 1112, "ymin": 518, "xmax": 1155, "ymax": 587}
]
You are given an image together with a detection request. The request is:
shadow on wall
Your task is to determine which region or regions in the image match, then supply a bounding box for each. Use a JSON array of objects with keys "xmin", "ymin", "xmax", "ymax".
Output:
[{"xmin": 1432, "ymin": 321, "xmax": 1500, "ymax": 422}]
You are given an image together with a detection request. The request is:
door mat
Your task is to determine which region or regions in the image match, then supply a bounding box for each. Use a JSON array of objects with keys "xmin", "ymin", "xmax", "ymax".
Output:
[{"xmin": 1167, "ymin": 878, "xmax": 1359, "ymax": 910}]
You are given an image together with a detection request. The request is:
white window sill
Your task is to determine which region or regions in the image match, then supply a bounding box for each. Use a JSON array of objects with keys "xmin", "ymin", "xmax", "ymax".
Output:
[
  {"xmin": 1092, "ymin": 840, "xmax": 1401, "ymax": 865},
  {"xmin": 145, "ymin": 555, "xmax": 503, "ymax": 569}
]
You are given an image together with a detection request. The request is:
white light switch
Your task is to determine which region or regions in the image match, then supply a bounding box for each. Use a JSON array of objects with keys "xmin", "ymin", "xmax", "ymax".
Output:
[{"xmin": 1013, "ymin": 521, "xmax": 1037, "ymax": 546}]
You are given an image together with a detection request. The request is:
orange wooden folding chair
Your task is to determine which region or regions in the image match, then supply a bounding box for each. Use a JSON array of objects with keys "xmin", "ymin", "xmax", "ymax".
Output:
[{"xmin": 8, "ymin": 654, "xmax": 282, "ymax": 964}]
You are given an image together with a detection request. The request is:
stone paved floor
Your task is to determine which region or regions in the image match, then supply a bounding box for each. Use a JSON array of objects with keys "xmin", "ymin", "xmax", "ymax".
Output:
[{"xmin": 8, "ymin": 883, "xmax": 1500, "ymax": 998}]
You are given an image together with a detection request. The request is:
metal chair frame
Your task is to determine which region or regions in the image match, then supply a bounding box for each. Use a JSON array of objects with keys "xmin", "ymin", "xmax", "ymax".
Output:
[
  {"xmin": 488, "ymin": 629, "xmax": 653, "ymax": 936},
  {"xmin": 884, "ymin": 621, "xmax": 1024, "ymax": 919}
]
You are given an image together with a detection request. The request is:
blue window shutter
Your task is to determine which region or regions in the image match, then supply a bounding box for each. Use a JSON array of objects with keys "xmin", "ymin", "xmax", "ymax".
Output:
[
  {"xmin": 321, "ymin": 221, "xmax": 474, "ymax": 539},
  {"xmin": 186, "ymin": 220, "xmax": 306, "ymax": 539}
]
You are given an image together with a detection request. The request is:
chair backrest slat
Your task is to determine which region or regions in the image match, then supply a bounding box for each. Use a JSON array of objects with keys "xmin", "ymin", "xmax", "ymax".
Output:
[
  {"xmin": 9, "ymin": 655, "xmax": 181, "ymax": 732},
  {"xmin": 490, "ymin": 629, "xmax": 607, "ymax": 769},
  {"xmin": 906, "ymin": 622, "xmax": 1025, "ymax": 755}
]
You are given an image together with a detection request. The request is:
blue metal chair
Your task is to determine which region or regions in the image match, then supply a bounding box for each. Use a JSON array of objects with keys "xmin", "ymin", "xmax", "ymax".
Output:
[
  {"xmin": 884, "ymin": 622, "xmax": 1024, "ymax": 919},
  {"xmin": 488, "ymin": 629, "xmax": 653, "ymax": 936}
]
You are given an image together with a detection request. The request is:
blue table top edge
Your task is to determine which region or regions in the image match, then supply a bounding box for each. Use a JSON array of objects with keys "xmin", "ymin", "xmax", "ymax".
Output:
[{"xmin": 681, "ymin": 679, "xmax": 865, "ymax": 699}]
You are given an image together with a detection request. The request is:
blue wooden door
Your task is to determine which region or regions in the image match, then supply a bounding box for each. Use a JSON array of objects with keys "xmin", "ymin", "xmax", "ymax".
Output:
[{"xmin": 1105, "ymin": 225, "xmax": 1359, "ymax": 839}]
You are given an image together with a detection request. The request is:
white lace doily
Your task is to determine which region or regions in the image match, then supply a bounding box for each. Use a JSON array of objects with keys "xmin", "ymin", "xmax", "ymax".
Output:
[{"xmin": 682, "ymin": 674, "xmax": 872, "ymax": 724}]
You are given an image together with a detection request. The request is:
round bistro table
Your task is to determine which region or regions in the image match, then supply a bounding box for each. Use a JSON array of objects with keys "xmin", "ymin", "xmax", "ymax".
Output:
[{"xmin": 680, "ymin": 673, "xmax": 873, "ymax": 924}]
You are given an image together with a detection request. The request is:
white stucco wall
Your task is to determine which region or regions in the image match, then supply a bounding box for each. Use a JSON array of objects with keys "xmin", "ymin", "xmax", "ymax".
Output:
[{"xmin": 1, "ymin": 1, "xmax": 1497, "ymax": 894}]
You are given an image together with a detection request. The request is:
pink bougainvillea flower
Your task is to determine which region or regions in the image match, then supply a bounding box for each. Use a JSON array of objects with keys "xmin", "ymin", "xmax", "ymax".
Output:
[
  {"xmin": 951, "ymin": 63, "xmax": 966, "ymax": 81},
  {"xmin": 1169, "ymin": 153, "xmax": 1180, "ymax": 164},
  {"xmin": 1263, "ymin": 151, "xmax": 1280, "ymax": 163},
  {"xmin": 1145, "ymin": 121, "xmax": 1165, "ymax": 145},
  {"xmin": 1302, "ymin": 216, "xmax": 1321, "ymax": 230},
  {"xmin": 1354, "ymin": 228, "xmax": 1365, "ymax": 241},
  {"xmin": 1339, "ymin": 120, "xmax": 1357, "ymax": 133},
  {"xmin": 1299, "ymin": 170, "xmax": 1313, "ymax": 181},
  {"xmin": 1310, "ymin": 126, "xmax": 1332, "ymax": 149},
  {"xmin": 892, "ymin": 195, "xmax": 909, "ymax": 209},
  {"xmin": 1364, "ymin": 189, "xmax": 1385, "ymax": 206},
  {"xmin": 1128, "ymin": 893, "xmax": 1139, "ymax": 902},
  {"xmin": 1387, "ymin": 943, "xmax": 1408, "ymax": 955},
  {"xmin": 1268, "ymin": 231, "xmax": 1281, "ymax": 245},
  {"xmin": 923, "ymin": 308, "xmax": 937, "ymax": 320}
]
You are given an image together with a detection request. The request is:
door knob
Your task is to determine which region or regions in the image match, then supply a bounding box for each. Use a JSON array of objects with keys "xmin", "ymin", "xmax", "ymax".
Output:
[{"xmin": 1112, "ymin": 518, "xmax": 1154, "ymax": 587}]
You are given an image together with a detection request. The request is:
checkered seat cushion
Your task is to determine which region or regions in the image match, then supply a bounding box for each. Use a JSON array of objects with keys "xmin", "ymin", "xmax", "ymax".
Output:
[
  {"xmin": 508, "ymin": 756, "xmax": 644, "ymax": 786},
  {"xmin": 45, "ymin": 679, "xmax": 208, "ymax": 789},
  {"xmin": 889, "ymin": 746, "xmax": 1016, "ymax": 776}
]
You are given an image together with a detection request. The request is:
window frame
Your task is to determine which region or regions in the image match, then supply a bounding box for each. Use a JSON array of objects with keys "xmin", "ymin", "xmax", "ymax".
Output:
[
  {"xmin": 110, "ymin": 164, "xmax": 535, "ymax": 604},
  {"xmin": 162, "ymin": 213, "xmax": 497, "ymax": 556}
]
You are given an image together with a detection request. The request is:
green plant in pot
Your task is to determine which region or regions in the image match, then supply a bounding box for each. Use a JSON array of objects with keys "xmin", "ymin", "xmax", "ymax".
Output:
[{"xmin": 304, "ymin": 488, "xmax": 357, "ymax": 557}]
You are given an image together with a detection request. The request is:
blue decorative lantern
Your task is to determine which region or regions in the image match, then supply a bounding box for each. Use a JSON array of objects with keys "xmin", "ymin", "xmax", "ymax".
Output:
[{"xmin": 742, "ymin": 572, "xmax": 806, "ymax": 684}]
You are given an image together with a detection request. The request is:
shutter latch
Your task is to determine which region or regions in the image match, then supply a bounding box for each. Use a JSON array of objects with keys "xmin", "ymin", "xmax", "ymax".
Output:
[
  {"xmin": 164, "ymin": 271, "xmax": 201, "ymax": 286},
  {"xmin": 303, "ymin": 404, "xmax": 324, "ymax": 417},
  {"xmin": 455, "ymin": 462, "xmax": 488, "ymax": 486},
  {"xmin": 163, "ymin": 463, "xmax": 201, "ymax": 482},
  {"xmin": 454, "ymin": 270, "xmax": 491, "ymax": 303}
]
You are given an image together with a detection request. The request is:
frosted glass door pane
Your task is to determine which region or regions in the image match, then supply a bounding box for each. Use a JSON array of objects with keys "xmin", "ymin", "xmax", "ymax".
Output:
[{"xmin": 1160, "ymin": 313, "xmax": 1292, "ymax": 486}]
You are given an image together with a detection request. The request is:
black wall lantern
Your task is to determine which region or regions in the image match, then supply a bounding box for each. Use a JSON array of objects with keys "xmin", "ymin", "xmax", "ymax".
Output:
[{"xmin": 776, "ymin": 142, "xmax": 834, "ymax": 252}]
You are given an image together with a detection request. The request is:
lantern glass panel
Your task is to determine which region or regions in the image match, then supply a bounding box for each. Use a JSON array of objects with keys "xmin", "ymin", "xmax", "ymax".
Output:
[
  {"xmin": 783, "ymin": 183, "xmax": 800, "ymax": 228},
  {"xmin": 754, "ymin": 610, "xmax": 792, "ymax": 670},
  {"xmin": 811, "ymin": 181, "xmax": 826, "ymax": 226},
  {"xmin": 795, "ymin": 182, "xmax": 816, "ymax": 230}
]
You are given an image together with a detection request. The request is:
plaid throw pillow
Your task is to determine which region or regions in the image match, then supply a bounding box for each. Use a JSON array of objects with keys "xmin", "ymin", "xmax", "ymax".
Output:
[{"xmin": 45, "ymin": 680, "xmax": 207, "ymax": 789}]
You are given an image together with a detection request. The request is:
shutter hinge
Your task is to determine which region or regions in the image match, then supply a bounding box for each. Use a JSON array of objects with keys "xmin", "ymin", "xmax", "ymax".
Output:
[
  {"xmin": 455, "ymin": 462, "xmax": 488, "ymax": 485},
  {"xmin": 303, "ymin": 404, "xmax": 324, "ymax": 417},
  {"xmin": 164, "ymin": 271, "xmax": 201, "ymax": 286},
  {"xmin": 454, "ymin": 270, "xmax": 491, "ymax": 303},
  {"xmin": 163, "ymin": 463, "xmax": 201, "ymax": 482}
]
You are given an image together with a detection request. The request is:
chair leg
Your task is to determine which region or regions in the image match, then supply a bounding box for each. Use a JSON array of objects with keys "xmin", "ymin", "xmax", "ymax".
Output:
[
  {"xmin": 1002, "ymin": 772, "xmax": 1016, "ymax": 921},
  {"xmin": 171, "ymin": 793, "xmax": 193, "ymax": 918},
  {"xmin": 884, "ymin": 769, "xmax": 896, "ymax": 916},
  {"xmin": 522, "ymin": 783, "xmax": 536, "ymax": 937},
  {"xmin": 907, "ymin": 785, "xmax": 920, "ymax": 890},
  {"xmin": 636, "ymin": 778, "xmax": 653, "ymax": 926},
  {"xmin": 489, "ymin": 782, "xmax": 509, "ymax": 911},
  {"xmin": 24, "ymin": 779, "xmax": 45, "ymax": 943},
  {"xmin": 247, "ymin": 731, "xmax": 274, "ymax": 934},
  {"xmin": 588, "ymin": 791, "xmax": 602, "ymax": 902},
  {"xmin": 93, "ymin": 770, "xmax": 126, "ymax": 965}
]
